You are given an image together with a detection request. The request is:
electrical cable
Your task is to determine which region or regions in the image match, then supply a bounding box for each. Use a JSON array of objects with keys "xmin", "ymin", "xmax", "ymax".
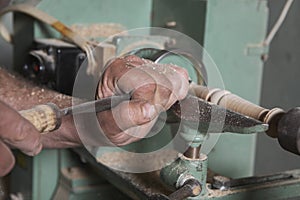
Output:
[
  {"xmin": 263, "ymin": 0, "xmax": 294, "ymax": 46},
  {"xmin": 0, "ymin": 4, "xmax": 97, "ymax": 75}
]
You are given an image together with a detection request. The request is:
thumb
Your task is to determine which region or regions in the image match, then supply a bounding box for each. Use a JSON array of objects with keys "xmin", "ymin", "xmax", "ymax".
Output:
[{"xmin": 97, "ymin": 100, "xmax": 159, "ymax": 145}]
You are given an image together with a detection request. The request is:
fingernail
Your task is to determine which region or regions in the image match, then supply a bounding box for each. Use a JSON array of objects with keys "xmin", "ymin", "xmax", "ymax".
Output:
[{"xmin": 142, "ymin": 103, "xmax": 156, "ymax": 120}]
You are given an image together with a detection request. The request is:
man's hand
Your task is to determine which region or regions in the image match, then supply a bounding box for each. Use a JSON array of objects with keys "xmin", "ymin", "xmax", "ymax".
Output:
[
  {"xmin": 0, "ymin": 55, "xmax": 189, "ymax": 174},
  {"xmin": 40, "ymin": 55, "xmax": 189, "ymax": 148},
  {"xmin": 96, "ymin": 55, "xmax": 189, "ymax": 145},
  {"xmin": 0, "ymin": 101, "xmax": 42, "ymax": 177}
]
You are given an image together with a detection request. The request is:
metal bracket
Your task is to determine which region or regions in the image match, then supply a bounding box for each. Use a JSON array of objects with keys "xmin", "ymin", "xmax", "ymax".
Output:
[{"xmin": 245, "ymin": 43, "xmax": 269, "ymax": 59}]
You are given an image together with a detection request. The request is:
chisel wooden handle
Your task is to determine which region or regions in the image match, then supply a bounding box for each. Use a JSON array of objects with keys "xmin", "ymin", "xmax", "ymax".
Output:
[{"xmin": 19, "ymin": 103, "xmax": 61, "ymax": 133}]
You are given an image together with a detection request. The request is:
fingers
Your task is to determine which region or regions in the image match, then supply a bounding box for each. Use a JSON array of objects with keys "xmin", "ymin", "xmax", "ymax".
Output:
[
  {"xmin": 0, "ymin": 101, "xmax": 42, "ymax": 156},
  {"xmin": 96, "ymin": 55, "xmax": 189, "ymax": 146},
  {"xmin": 137, "ymin": 63, "xmax": 187, "ymax": 108},
  {"xmin": 98, "ymin": 100, "xmax": 157, "ymax": 132},
  {"xmin": 0, "ymin": 141, "xmax": 15, "ymax": 177},
  {"xmin": 98, "ymin": 54, "xmax": 189, "ymax": 104},
  {"xmin": 97, "ymin": 55, "xmax": 147, "ymax": 98},
  {"xmin": 116, "ymin": 67, "xmax": 157, "ymax": 95},
  {"xmin": 168, "ymin": 65, "xmax": 190, "ymax": 100},
  {"xmin": 97, "ymin": 99, "xmax": 158, "ymax": 145},
  {"xmin": 6, "ymin": 120, "xmax": 42, "ymax": 156},
  {"xmin": 117, "ymin": 62, "xmax": 189, "ymax": 109},
  {"xmin": 123, "ymin": 55, "xmax": 146, "ymax": 67},
  {"xmin": 106, "ymin": 121, "xmax": 156, "ymax": 146}
]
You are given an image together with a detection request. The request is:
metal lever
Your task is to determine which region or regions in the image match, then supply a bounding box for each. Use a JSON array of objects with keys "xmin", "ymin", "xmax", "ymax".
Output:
[
  {"xmin": 212, "ymin": 172, "xmax": 294, "ymax": 190},
  {"xmin": 168, "ymin": 179, "xmax": 202, "ymax": 200}
]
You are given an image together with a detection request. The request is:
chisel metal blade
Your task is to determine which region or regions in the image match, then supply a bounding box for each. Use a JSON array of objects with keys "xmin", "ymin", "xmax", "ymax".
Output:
[
  {"xmin": 60, "ymin": 94, "xmax": 268, "ymax": 134},
  {"xmin": 170, "ymin": 95, "xmax": 268, "ymax": 134},
  {"xmin": 60, "ymin": 94, "xmax": 130, "ymax": 116}
]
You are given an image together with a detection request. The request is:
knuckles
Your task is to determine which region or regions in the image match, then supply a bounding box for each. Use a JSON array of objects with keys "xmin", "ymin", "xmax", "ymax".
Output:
[
  {"xmin": 11, "ymin": 120, "xmax": 32, "ymax": 142},
  {"xmin": 0, "ymin": 102, "xmax": 41, "ymax": 156},
  {"xmin": 97, "ymin": 56, "xmax": 190, "ymax": 146}
]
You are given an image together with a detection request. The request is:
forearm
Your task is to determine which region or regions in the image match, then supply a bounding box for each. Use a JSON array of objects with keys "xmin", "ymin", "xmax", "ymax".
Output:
[
  {"xmin": 0, "ymin": 67, "xmax": 82, "ymax": 148},
  {"xmin": 41, "ymin": 115, "xmax": 81, "ymax": 148}
]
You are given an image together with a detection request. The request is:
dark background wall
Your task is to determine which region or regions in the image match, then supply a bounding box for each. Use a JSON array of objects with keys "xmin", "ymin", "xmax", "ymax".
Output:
[
  {"xmin": 0, "ymin": 14, "xmax": 12, "ymax": 69},
  {"xmin": 255, "ymin": 0, "xmax": 300, "ymax": 175}
]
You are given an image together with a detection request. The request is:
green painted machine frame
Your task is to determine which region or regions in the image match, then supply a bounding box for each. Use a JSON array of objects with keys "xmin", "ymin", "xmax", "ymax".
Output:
[{"xmin": 8, "ymin": 0, "xmax": 291, "ymax": 200}]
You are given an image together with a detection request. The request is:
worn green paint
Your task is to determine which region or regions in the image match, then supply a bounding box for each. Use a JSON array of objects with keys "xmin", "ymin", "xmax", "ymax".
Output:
[
  {"xmin": 207, "ymin": 169, "xmax": 300, "ymax": 200},
  {"xmin": 52, "ymin": 166, "xmax": 130, "ymax": 200},
  {"xmin": 152, "ymin": 0, "xmax": 207, "ymax": 46},
  {"xmin": 160, "ymin": 153, "xmax": 208, "ymax": 198},
  {"xmin": 151, "ymin": 0, "xmax": 269, "ymax": 178},
  {"xmin": 10, "ymin": 150, "xmax": 60, "ymax": 200},
  {"xmin": 32, "ymin": 150, "xmax": 60, "ymax": 200},
  {"xmin": 35, "ymin": 0, "xmax": 152, "ymax": 39},
  {"xmin": 203, "ymin": 0, "xmax": 269, "ymax": 178}
]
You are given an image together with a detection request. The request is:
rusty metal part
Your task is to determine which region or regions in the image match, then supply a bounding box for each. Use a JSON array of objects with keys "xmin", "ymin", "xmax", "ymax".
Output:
[
  {"xmin": 149, "ymin": 194, "xmax": 170, "ymax": 200},
  {"xmin": 212, "ymin": 172, "xmax": 294, "ymax": 190},
  {"xmin": 73, "ymin": 148, "xmax": 173, "ymax": 199},
  {"xmin": 90, "ymin": 93, "xmax": 267, "ymax": 134},
  {"xmin": 74, "ymin": 149, "xmax": 220, "ymax": 200},
  {"xmin": 183, "ymin": 146, "xmax": 201, "ymax": 159},
  {"xmin": 168, "ymin": 179, "xmax": 202, "ymax": 200},
  {"xmin": 189, "ymin": 84, "xmax": 284, "ymax": 137},
  {"xmin": 171, "ymin": 94, "xmax": 268, "ymax": 134}
]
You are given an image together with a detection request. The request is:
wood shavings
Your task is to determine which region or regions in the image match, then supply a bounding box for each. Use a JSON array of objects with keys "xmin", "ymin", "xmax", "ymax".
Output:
[
  {"xmin": 70, "ymin": 23, "xmax": 126, "ymax": 39},
  {"xmin": 97, "ymin": 149, "xmax": 178, "ymax": 172},
  {"xmin": 97, "ymin": 149, "xmax": 178, "ymax": 196},
  {"xmin": 0, "ymin": 67, "xmax": 72, "ymax": 110}
]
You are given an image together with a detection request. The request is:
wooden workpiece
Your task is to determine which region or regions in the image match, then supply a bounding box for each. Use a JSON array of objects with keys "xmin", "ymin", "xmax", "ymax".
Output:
[
  {"xmin": 189, "ymin": 83, "xmax": 285, "ymax": 138},
  {"xmin": 0, "ymin": 67, "xmax": 81, "ymax": 148},
  {"xmin": 0, "ymin": 67, "xmax": 72, "ymax": 110}
]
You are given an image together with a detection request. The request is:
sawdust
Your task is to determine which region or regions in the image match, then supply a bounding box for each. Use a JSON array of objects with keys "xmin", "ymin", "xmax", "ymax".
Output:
[
  {"xmin": 70, "ymin": 23, "xmax": 126, "ymax": 39},
  {"xmin": 118, "ymin": 171, "xmax": 173, "ymax": 196},
  {"xmin": 0, "ymin": 67, "xmax": 72, "ymax": 110},
  {"xmin": 97, "ymin": 149, "xmax": 178, "ymax": 172},
  {"xmin": 97, "ymin": 149, "xmax": 178, "ymax": 196}
]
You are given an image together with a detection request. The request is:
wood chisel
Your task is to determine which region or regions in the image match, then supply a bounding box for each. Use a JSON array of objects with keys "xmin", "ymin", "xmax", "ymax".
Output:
[
  {"xmin": 19, "ymin": 94, "xmax": 130, "ymax": 133},
  {"xmin": 19, "ymin": 94, "xmax": 267, "ymax": 134}
]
